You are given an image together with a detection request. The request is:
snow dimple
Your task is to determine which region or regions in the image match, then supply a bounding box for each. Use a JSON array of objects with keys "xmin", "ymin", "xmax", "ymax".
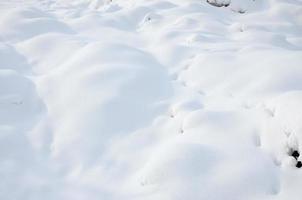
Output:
[{"xmin": 1, "ymin": 0, "xmax": 302, "ymax": 199}]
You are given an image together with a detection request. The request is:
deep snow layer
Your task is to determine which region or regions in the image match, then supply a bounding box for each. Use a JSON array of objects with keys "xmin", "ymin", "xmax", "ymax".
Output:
[{"xmin": 1, "ymin": 0, "xmax": 302, "ymax": 199}]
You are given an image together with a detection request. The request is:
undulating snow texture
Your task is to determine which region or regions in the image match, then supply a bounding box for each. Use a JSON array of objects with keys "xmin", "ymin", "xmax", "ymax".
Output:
[{"xmin": 1, "ymin": 0, "xmax": 302, "ymax": 199}]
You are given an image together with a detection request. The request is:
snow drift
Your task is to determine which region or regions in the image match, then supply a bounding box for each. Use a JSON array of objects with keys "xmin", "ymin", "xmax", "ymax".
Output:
[{"xmin": 1, "ymin": 0, "xmax": 302, "ymax": 199}]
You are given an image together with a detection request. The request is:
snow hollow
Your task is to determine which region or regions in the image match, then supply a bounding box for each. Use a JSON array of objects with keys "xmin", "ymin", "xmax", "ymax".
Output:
[{"xmin": 1, "ymin": 0, "xmax": 302, "ymax": 199}]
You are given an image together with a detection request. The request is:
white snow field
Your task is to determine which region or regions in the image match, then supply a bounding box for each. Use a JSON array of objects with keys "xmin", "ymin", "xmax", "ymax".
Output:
[{"xmin": 1, "ymin": 0, "xmax": 302, "ymax": 199}]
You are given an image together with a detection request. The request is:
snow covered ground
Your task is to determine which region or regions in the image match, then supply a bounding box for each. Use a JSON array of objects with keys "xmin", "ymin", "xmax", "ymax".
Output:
[{"xmin": 1, "ymin": 0, "xmax": 302, "ymax": 199}]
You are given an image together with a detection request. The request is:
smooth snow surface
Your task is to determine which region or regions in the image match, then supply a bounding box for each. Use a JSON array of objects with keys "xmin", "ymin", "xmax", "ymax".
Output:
[{"xmin": 1, "ymin": 0, "xmax": 302, "ymax": 199}]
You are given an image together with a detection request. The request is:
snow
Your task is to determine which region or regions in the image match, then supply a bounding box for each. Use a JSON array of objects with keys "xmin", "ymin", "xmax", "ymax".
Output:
[{"xmin": 1, "ymin": 0, "xmax": 302, "ymax": 199}]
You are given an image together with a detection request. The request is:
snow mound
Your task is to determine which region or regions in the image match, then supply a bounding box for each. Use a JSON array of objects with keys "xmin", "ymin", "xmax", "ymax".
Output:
[{"xmin": 1, "ymin": 0, "xmax": 302, "ymax": 199}]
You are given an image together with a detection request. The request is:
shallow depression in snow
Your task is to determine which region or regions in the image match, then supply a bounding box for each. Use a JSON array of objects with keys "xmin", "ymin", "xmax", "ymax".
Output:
[{"xmin": 1, "ymin": 0, "xmax": 302, "ymax": 200}]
